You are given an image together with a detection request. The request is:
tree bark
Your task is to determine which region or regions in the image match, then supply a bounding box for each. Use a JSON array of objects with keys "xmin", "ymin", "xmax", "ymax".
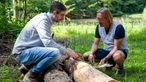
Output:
[
  {"xmin": 13, "ymin": 0, "xmax": 18, "ymax": 20},
  {"xmin": 44, "ymin": 57, "xmax": 117, "ymax": 82},
  {"xmin": 22, "ymin": 0, "xmax": 27, "ymax": 21},
  {"xmin": 44, "ymin": 60, "xmax": 73, "ymax": 82}
]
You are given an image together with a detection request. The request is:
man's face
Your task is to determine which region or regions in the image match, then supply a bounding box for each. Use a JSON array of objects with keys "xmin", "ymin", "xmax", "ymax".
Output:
[
  {"xmin": 54, "ymin": 11, "xmax": 66, "ymax": 22},
  {"xmin": 96, "ymin": 13, "xmax": 108, "ymax": 27}
]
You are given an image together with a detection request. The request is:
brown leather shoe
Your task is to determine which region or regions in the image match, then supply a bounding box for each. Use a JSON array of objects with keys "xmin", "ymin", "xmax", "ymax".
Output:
[{"xmin": 23, "ymin": 70, "xmax": 39, "ymax": 82}]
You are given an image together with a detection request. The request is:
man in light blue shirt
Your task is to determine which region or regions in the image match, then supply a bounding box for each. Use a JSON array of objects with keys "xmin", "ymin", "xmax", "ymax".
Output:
[{"xmin": 12, "ymin": 1, "xmax": 79, "ymax": 82}]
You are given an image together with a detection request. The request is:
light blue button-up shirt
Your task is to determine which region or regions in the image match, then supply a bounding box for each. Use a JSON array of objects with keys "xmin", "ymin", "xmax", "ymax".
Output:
[{"xmin": 12, "ymin": 13, "xmax": 67, "ymax": 55}]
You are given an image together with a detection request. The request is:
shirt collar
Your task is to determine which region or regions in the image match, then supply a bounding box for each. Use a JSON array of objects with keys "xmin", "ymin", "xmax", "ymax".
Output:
[{"xmin": 46, "ymin": 12, "xmax": 53, "ymax": 24}]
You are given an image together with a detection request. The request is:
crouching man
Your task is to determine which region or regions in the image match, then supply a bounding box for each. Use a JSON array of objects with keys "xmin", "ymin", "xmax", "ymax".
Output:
[
  {"xmin": 12, "ymin": 1, "xmax": 79, "ymax": 82},
  {"xmin": 83, "ymin": 7, "xmax": 128, "ymax": 75}
]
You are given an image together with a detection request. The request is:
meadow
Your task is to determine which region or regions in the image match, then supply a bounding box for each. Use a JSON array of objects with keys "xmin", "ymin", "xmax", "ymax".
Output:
[
  {"xmin": 52, "ymin": 17, "xmax": 146, "ymax": 82},
  {"xmin": 0, "ymin": 16, "xmax": 146, "ymax": 82}
]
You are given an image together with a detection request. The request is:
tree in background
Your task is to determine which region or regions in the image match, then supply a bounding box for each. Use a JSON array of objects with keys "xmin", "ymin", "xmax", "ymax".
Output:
[
  {"xmin": 13, "ymin": 0, "xmax": 18, "ymax": 20},
  {"xmin": 0, "ymin": 0, "xmax": 145, "ymax": 39},
  {"xmin": 63, "ymin": 0, "xmax": 146, "ymax": 18}
]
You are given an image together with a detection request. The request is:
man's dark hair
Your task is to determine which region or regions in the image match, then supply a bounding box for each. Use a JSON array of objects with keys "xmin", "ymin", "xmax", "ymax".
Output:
[{"xmin": 50, "ymin": 1, "xmax": 66, "ymax": 13}]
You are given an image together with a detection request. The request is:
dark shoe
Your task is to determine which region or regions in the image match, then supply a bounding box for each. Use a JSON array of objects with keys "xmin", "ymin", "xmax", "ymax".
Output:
[
  {"xmin": 106, "ymin": 66, "xmax": 113, "ymax": 71},
  {"xmin": 19, "ymin": 64, "xmax": 29, "ymax": 75},
  {"xmin": 116, "ymin": 65, "xmax": 124, "ymax": 75},
  {"xmin": 23, "ymin": 70, "xmax": 40, "ymax": 82},
  {"xmin": 105, "ymin": 63, "xmax": 115, "ymax": 71},
  {"xmin": 116, "ymin": 68, "xmax": 124, "ymax": 75},
  {"xmin": 105, "ymin": 58, "xmax": 116, "ymax": 71}
]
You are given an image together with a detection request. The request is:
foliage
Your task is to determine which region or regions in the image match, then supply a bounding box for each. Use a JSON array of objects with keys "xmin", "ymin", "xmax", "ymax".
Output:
[
  {"xmin": 0, "ymin": 0, "xmax": 145, "ymax": 33},
  {"xmin": 0, "ymin": 65, "xmax": 21, "ymax": 82},
  {"xmin": 63, "ymin": 0, "xmax": 146, "ymax": 18},
  {"xmin": 26, "ymin": 0, "xmax": 54, "ymax": 19},
  {"xmin": 108, "ymin": 0, "xmax": 145, "ymax": 16},
  {"xmin": 0, "ymin": 16, "xmax": 25, "ymax": 39},
  {"xmin": 65, "ymin": 0, "xmax": 100, "ymax": 19}
]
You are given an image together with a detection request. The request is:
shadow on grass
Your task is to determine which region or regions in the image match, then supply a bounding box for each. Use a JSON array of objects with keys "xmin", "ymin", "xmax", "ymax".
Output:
[
  {"xmin": 124, "ymin": 66, "xmax": 146, "ymax": 81},
  {"xmin": 97, "ymin": 65, "xmax": 146, "ymax": 82},
  {"xmin": 124, "ymin": 26, "xmax": 146, "ymax": 82},
  {"xmin": 127, "ymin": 26, "xmax": 146, "ymax": 49}
]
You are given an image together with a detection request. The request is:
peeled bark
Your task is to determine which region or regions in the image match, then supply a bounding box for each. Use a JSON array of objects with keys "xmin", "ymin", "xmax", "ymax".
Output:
[
  {"xmin": 44, "ymin": 57, "xmax": 117, "ymax": 82},
  {"xmin": 73, "ymin": 61, "xmax": 117, "ymax": 82}
]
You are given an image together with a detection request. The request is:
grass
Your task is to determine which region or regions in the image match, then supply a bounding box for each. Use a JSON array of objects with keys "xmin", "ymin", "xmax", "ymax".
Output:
[
  {"xmin": 52, "ymin": 18, "xmax": 146, "ymax": 82},
  {"xmin": 0, "ymin": 15, "xmax": 146, "ymax": 82},
  {"xmin": 51, "ymin": 22, "xmax": 96, "ymax": 53}
]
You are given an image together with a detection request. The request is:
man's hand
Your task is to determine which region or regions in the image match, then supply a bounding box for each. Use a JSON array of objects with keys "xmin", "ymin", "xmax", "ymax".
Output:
[
  {"xmin": 88, "ymin": 54, "xmax": 94, "ymax": 64},
  {"xmin": 66, "ymin": 48, "xmax": 79, "ymax": 60},
  {"xmin": 99, "ymin": 58, "xmax": 108, "ymax": 65}
]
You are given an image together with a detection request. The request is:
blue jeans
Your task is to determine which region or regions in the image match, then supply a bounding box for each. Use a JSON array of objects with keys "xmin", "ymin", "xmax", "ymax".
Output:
[{"xmin": 16, "ymin": 47, "xmax": 61, "ymax": 73}]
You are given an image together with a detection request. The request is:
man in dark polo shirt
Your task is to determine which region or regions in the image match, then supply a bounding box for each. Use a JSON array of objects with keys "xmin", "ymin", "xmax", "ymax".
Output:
[{"xmin": 83, "ymin": 7, "xmax": 128, "ymax": 75}]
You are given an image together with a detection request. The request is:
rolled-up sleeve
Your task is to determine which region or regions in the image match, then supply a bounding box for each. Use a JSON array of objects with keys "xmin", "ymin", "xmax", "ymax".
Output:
[{"xmin": 35, "ymin": 19, "xmax": 67, "ymax": 54}]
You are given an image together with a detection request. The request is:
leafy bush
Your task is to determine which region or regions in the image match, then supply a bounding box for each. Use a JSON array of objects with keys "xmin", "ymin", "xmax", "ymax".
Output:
[{"xmin": 0, "ymin": 65, "xmax": 21, "ymax": 82}]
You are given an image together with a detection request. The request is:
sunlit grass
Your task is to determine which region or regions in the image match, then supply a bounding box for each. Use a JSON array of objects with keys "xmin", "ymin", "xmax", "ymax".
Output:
[
  {"xmin": 51, "ymin": 18, "xmax": 146, "ymax": 82},
  {"xmin": 52, "ymin": 22, "xmax": 96, "ymax": 38}
]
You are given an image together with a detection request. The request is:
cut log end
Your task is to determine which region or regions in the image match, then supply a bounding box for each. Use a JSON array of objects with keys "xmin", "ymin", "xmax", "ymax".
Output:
[{"xmin": 44, "ymin": 69, "xmax": 73, "ymax": 82}]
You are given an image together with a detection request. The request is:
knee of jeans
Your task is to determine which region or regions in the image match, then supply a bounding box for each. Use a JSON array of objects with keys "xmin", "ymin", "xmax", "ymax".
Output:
[
  {"xmin": 54, "ymin": 48, "xmax": 60, "ymax": 54},
  {"xmin": 56, "ymin": 53, "xmax": 61, "ymax": 60},
  {"xmin": 53, "ymin": 48, "xmax": 61, "ymax": 59}
]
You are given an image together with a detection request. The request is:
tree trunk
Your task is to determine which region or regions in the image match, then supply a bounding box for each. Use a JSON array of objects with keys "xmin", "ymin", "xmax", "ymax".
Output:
[
  {"xmin": 22, "ymin": 0, "xmax": 27, "ymax": 21},
  {"xmin": 44, "ymin": 57, "xmax": 117, "ymax": 82},
  {"xmin": 13, "ymin": 0, "xmax": 18, "ymax": 20}
]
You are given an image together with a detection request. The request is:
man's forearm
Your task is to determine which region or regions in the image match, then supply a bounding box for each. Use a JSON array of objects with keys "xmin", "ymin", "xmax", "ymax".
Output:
[
  {"xmin": 105, "ymin": 39, "xmax": 123, "ymax": 60},
  {"xmin": 65, "ymin": 48, "xmax": 80, "ymax": 60},
  {"xmin": 105, "ymin": 47, "xmax": 118, "ymax": 60},
  {"xmin": 90, "ymin": 44, "xmax": 98, "ymax": 55},
  {"xmin": 90, "ymin": 38, "xmax": 100, "ymax": 56}
]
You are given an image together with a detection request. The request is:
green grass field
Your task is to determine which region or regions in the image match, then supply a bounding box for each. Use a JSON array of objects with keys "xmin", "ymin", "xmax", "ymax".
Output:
[
  {"xmin": 52, "ymin": 18, "xmax": 146, "ymax": 82},
  {"xmin": 0, "ymin": 17, "xmax": 146, "ymax": 82}
]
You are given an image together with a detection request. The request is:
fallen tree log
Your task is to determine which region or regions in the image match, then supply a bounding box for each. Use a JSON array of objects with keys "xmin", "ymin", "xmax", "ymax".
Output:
[
  {"xmin": 64, "ymin": 58, "xmax": 117, "ymax": 82},
  {"xmin": 44, "ymin": 60, "xmax": 73, "ymax": 82},
  {"xmin": 44, "ymin": 57, "xmax": 117, "ymax": 82},
  {"xmin": 73, "ymin": 61, "xmax": 117, "ymax": 82}
]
